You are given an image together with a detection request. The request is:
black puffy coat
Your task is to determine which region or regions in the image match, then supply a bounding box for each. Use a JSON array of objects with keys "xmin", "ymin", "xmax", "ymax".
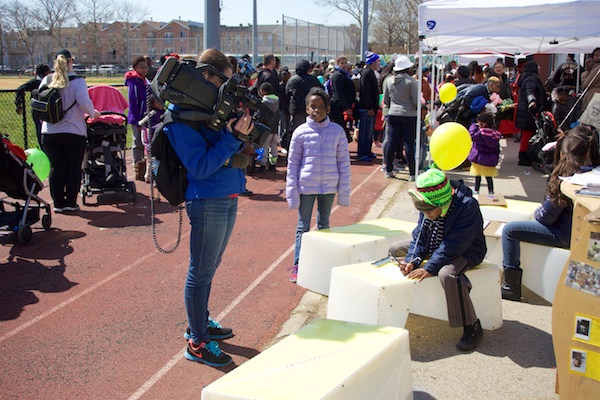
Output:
[{"xmin": 515, "ymin": 66, "xmax": 545, "ymax": 132}]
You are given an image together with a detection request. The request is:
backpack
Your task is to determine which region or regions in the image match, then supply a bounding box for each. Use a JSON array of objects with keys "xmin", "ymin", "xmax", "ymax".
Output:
[
  {"xmin": 324, "ymin": 78, "xmax": 333, "ymax": 96},
  {"xmin": 149, "ymin": 112, "xmax": 188, "ymax": 206},
  {"xmin": 31, "ymin": 75, "xmax": 82, "ymax": 123}
]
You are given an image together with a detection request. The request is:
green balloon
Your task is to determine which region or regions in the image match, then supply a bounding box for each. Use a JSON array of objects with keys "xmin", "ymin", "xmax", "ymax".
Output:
[{"xmin": 25, "ymin": 148, "xmax": 50, "ymax": 181}]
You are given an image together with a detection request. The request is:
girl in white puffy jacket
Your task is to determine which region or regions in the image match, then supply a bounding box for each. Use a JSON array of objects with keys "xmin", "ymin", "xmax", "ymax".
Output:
[{"xmin": 286, "ymin": 87, "xmax": 352, "ymax": 283}]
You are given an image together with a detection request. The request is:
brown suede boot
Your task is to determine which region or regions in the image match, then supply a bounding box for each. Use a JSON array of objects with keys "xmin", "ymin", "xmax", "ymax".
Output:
[{"xmin": 134, "ymin": 160, "xmax": 146, "ymax": 181}]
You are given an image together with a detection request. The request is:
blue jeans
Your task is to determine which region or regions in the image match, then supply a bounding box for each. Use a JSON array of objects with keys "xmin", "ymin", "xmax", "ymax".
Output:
[
  {"xmin": 357, "ymin": 110, "xmax": 375, "ymax": 158},
  {"xmin": 502, "ymin": 220, "xmax": 569, "ymax": 271},
  {"xmin": 294, "ymin": 194, "xmax": 336, "ymax": 265},
  {"xmin": 185, "ymin": 197, "xmax": 238, "ymax": 343}
]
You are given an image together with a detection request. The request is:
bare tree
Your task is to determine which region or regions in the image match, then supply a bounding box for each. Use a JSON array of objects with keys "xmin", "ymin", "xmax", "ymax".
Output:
[
  {"xmin": 115, "ymin": 1, "xmax": 147, "ymax": 67},
  {"xmin": 371, "ymin": 0, "xmax": 421, "ymax": 54},
  {"xmin": 75, "ymin": 0, "xmax": 114, "ymax": 67},
  {"xmin": 5, "ymin": 0, "xmax": 44, "ymax": 67},
  {"xmin": 32, "ymin": 0, "xmax": 77, "ymax": 49},
  {"xmin": 315, "ymin": 0, "xmax": 376, "ymax": 30}
]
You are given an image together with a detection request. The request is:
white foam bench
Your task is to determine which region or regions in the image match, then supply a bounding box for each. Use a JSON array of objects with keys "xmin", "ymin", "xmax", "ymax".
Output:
[
  {"xmin": 297, "ymin": 218, "xmax": 417, "ymax": 295},
  {"xmin": 327, "ymin": 260, "xmax": 503, "ymax": 331},
  {"xmin": 479, "ymin": 198, "xmax": 540, "ymax": 223},
  {"xmin": 201, "ymin": 318, "xmax": 413, "ymax": 400}
]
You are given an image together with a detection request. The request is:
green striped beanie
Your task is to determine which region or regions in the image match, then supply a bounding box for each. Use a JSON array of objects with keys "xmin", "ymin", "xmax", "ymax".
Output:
[{"xmin": 408, "ymin": 168, "xmax": 453, "ymax": 216}]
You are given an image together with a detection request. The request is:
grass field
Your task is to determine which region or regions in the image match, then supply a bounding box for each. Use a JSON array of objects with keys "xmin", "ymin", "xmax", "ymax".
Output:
[{"xmin": 0, "ymin": 76, "xmax": 130, "ymax": 149}]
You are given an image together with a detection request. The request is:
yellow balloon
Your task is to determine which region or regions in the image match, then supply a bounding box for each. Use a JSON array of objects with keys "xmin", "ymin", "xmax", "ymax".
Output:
[
  {"xmin": 439, "ymin": 82, "xmax": 458, "ymax": 104},
  {"xmin": 430, "ymin": 122, "xmax": 472, "ymax": 170}
]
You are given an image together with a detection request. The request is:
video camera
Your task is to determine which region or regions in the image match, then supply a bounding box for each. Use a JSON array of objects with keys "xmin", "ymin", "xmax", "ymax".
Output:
[{"xmin": 151, "ymin": 57, "xmax": 272, "ymax": 146}]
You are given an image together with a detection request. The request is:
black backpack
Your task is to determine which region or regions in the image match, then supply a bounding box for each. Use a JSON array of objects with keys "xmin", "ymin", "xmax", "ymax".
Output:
[
  {"xmin": 149, "ymin": 113, "xmax": 188, "ymax": 206},
  {"xmin": 31, "ymin": 75, "xmax": 82, "ymax": 123}
]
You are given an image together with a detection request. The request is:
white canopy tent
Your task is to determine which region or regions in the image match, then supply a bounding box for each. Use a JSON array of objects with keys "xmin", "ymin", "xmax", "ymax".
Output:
[{"xmin": 414, "ymin": 0, "xmax": 600, "ymax": 174}]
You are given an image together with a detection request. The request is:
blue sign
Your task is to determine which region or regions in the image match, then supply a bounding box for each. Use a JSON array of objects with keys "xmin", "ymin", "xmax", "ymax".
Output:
[{"xmin": 426, "ymin": 20, "xmax": 436, "ymax": 30}]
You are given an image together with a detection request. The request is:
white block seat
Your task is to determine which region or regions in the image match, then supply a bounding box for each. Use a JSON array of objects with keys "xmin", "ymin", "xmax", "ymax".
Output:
[
  {"xmin": 479, "ymin": 198, "xmax": 540, "ymax": 223},
  {"xmin": 201, "ymin": 318, "xmax": 413, "ymax": 400},
  {"xmin": 297, "ymin": 218, "xmax": 417, "ymax": 295},
  {"xmin": 327, "ymin": 260, "xmax": 503, "ymax": 331},
  {"xmin": 485, "ymin": 239, "xmax": 570, "ymax": 304}
]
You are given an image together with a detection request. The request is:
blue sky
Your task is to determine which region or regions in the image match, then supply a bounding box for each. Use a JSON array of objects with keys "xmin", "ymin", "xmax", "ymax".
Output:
[{"xmin": 143, "ymin": 0, "xmax": 357, "ymax": 27}]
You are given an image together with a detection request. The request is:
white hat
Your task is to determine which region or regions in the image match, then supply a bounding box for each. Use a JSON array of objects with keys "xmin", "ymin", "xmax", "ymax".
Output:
[{"xmin": 393, "ymin": 55, "xmax": 413, "ymax": 71}]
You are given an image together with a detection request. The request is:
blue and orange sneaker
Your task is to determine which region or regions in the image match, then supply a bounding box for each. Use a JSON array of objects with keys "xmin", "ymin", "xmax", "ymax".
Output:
[
  {"xmin": 184, "ymin": 318, "xmax": 233, "ymax": 341},
  {"xmin": 185, "ymin": 340, "xmax": 232, "ymax": 367},
  {"xmin": 289, "ymin": 265, "xmax": 298, "ymax": 283}
]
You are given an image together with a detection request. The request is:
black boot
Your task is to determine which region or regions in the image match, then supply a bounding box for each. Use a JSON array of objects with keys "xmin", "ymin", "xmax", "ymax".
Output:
[
  {"xmin": 518, "ymin": 152, "xmax": 533, "ymax": 166},
  {"xmin": 456, "ymin": 319, "xmax": 483, "ymax": 352},
  {"xmin": 502, "ymin": 268, "xmax": 523, "ymax": 301}
]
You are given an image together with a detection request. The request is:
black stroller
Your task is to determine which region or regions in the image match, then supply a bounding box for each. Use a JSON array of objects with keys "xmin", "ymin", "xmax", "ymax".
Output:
[
  {"xmin": 529, "ymin": 111, "xmax": 558, "ymax": 173},
  {"xmin": 0, "ymin": 138, "xmax": 51, "ymax": 244},
  {"xmin": 80, "ymin": 85, "xmax": 136, "ymax": 204}
]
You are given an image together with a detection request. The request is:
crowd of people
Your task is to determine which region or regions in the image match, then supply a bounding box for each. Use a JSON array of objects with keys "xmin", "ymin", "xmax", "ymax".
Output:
[{"xmin": 14, "ymin": 46, "xmax": 600, "ymax": 365}]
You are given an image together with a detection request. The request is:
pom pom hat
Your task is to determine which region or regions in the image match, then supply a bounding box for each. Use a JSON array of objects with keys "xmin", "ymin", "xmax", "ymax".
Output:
[
  {"xmin": 365, "ymin": 51, "xmax": 380, "ymax": 65},
  {"xmin": 408, "ymin": 169, "xmax": 454, "ymax": 216}
]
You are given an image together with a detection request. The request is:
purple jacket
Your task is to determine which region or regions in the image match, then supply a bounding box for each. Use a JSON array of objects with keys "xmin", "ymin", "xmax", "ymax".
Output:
[
  {"xmin": 124, "ymin": 70, "xmax": 148, "ymax": 124},
  {"xmin": 467, "ymin": 123, "xmax": 501, "ymax": 167},
  {"xmin": 286, "ymin": 116, "xmax": 351, "ymax": 209}
]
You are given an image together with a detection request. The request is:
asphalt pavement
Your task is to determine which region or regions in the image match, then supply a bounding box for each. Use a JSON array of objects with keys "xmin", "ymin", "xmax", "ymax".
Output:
[{"xmin": 274, "ymin": 136, "xmax": 559, "ymax": 400}]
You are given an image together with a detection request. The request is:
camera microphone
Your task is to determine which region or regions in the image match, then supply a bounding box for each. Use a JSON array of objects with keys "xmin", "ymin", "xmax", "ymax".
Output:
[{"xmin": 224, "ymin": 153, "xmax": 249, "ymax": 169}]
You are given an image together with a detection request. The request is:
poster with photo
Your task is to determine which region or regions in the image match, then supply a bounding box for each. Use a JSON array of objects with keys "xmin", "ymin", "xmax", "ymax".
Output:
[
  {"xmin": 587, "ymin": 232, "xmax": 600, "ymax": 263},
  {"xmin": 565, "ymin": 259, "xmax": 600, "ymax": 298},
  {"xmin": 575, "ymin": 316, "xmax": 592, "ymax": 341},
  {"xmin": 571, "ymin": 349, "xmax": 587, "ymax": 374}
]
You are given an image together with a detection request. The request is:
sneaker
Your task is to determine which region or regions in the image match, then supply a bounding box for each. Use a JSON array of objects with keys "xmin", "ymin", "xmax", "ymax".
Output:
[
  {"xmin": 456, "ymin": 319, "xmax": 483, "ymax": 352},
  {"xmin": 63, "ymin": 205, "xmax": 80, "ymax": 212},
  {"xmin": 185, "ymin": 340, "xmax": 232, "ymax": 367},
  {"xmin": 385, "ymin": 171, "xmax": 395, "ymax": 178},
  {"xmin": 289, "ymin": 265, "xmax": 298, "ymax": 283},
  {"xmin": 53, "ymin": 207, "xmax": 64, "ymax": 213},
  {"xmin": 473, "ymin": 190, "xmax": 479, "ymax": 195},
  {"xmin": 393, "ymin": 161, "xmax": 405, "ymax": 171},
  {"xmin": 407, "ymin": 176, "xmax": 415, "ymax": 182},
  {"xmin": 184, "ymin": 318, "xmax": 234, "ymax": 341},
  {"xmin": 488, "ymin": 191, "xmax": 494, "ymax": 195},
  {"xmin": 357, "ymin": 155, "xmax": 373, "ymax": 162},
  {"xmin": 280, "ymin": 148, "xmax": 288, "ymax": 155},
  {"xmin": 241, "ymin": 189, "xmax": 254, "ymax": 197}
]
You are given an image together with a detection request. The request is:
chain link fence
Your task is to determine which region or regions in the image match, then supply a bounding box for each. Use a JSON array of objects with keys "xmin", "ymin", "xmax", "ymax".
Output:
[
  {"xmin": 279, "ymin": 15, "xmax": 357, "ymax": 69},
  {"xmin": 0, "ymin": 86, "xmax": 128, "ymax": 150}
]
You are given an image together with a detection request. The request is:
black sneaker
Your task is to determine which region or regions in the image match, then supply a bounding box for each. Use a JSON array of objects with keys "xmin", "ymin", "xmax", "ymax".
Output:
[
  {"xmin": 184, "ymin": 318, "xmax": 233, "ymax": 341},
  {"xmin": 456, "ymin": 319, "xmax": 483, "ymax": 352},
  {"xmin": 185, "ymin": 340, "xmax": 232, "ymax": 367}
]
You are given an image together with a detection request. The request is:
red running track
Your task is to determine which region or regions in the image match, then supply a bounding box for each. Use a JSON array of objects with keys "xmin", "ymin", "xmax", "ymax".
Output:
[{"xmin": 0, "ymin": 143, "xmax": 400, "ymax": 399}]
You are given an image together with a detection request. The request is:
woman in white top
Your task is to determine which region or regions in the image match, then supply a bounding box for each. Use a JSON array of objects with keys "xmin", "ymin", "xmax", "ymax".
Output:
[{"xmin": 41, "ymin": 49, "xmax": 100, "ymax": 212}]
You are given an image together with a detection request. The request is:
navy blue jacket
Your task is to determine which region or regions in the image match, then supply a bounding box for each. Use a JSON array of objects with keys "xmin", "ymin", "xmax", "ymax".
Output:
[
  {"xmin": 534, "ymin": 197, "xmax": 573, "ymax": 247},
  {"xmin": 406, "ymin": 181, "xmax": 487, "ymax": 275}
]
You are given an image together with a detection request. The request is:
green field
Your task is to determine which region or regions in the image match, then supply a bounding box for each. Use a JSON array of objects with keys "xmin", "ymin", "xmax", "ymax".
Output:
[{"xmin": 0, "ymin": 76, "xmax": 130, "ymax": 150}]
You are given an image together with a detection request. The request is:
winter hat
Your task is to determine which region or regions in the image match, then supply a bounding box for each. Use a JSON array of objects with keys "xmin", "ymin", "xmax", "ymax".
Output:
[
  {"xmin": 408, "ymin": 169, "xmax": 453, "ymax": 216},
  {"xmin": 295, "ymin": 59, "xmax": 311, "ymax": 75},
  {"xmin": 393, "ymin": 55, "xmax": 413, "ymax": 71},
  {"xmin": 365, "ymin": 51, "xmax": 380, "ymax": 65},
  {"xmin": 456, "ymin": 65, "xmax": 470, "ymax": 79},
  {"xmin": 470, "ymin": 96, "xmax": 489, "ymax": 114},
  {"xmin": 56, "ymin": 49, "xmax": 72, "ymax": 59}
]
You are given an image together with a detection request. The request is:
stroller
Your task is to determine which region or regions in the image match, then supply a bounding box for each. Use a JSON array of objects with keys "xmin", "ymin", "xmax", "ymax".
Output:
[
  {"xmin": 0, "ymin": 137, "xmax": 51, "ymax": 244},
  {"xmin": 528, "ymin": 111, "xmax": 558, "ymax": 173},
  {"xmin": 80, "ymin": 85, "xmax": 136, "ymax": 204}
]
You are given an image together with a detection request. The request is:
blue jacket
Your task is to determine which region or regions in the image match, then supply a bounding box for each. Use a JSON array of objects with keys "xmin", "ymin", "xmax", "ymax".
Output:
[
  {"xmin": 406, "ymin": 181, "xmax": 487, "ymax": 275},
  {"xmin": 534, "ymin": 197, "xmax": 573, "ymax": 247},
  {"xmin": 163, "ymin": 116, "xmax": 245, "ymax": 199}
]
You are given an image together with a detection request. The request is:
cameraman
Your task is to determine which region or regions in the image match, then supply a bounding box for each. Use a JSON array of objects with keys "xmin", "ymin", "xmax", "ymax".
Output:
[{"xmin": 164, "ymin": 48, "xmax": 254, "ymax": 367}]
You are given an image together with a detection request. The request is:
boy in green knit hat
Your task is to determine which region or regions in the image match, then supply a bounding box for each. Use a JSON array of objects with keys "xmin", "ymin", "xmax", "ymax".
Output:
[{"xmin": 389, "ymin": 168, "xmax": 487, "ymax": 351}]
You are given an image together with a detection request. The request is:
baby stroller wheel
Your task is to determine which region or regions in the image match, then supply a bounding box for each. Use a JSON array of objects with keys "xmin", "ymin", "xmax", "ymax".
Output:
[
  {"xmin": 17, "ymin": 225, "xmax": 32, "ymax": 244},
  {"xmin": 127, "ymin": 181, "xmax": 137, "ymax": 202},
  {"xmin": 42, "ymin": 214, "xmax": 52, "ymax": 230}
]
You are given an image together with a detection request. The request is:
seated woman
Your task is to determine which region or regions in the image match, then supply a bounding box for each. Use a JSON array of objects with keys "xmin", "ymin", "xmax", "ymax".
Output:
[{"xmin": 501, "ymin": 126, "xmax": 600, "ymax": 301}]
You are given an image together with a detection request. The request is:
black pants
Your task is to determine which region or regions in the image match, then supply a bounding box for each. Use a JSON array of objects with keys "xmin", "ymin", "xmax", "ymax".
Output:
[
  {"xmin": 42, "ymin": 133, "xmax": 86, "ymax": 208},
  {"xmin": 384, "ymin": 115, "xmax": 416, "ymax": 175}
]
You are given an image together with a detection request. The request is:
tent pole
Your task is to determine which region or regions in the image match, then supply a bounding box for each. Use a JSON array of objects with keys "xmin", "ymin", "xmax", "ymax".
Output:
[{"xmin": 415, "ymin": 38, "xmax": 424, "ymax": 177}]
